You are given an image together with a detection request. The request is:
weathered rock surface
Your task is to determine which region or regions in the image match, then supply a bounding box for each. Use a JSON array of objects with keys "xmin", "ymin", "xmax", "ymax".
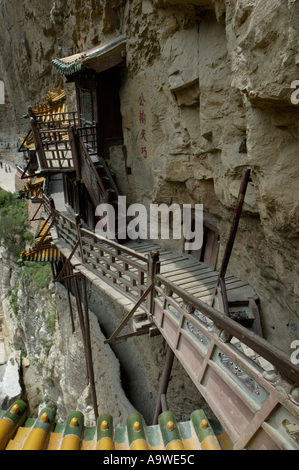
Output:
[
  {"xmin": 0, "ymin": 351, "xmax": 22, "ymax": 409},
  {"xmin": 0, "ymin": 251, "xmax": 138, "ymax": 424}
]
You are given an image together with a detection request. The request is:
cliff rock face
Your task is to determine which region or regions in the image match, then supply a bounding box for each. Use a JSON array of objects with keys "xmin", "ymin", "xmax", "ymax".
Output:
[
  {"xmin": 120, "ymin": 0, "xmax": 299, "ymax": 352},
  {"xmin": 0, "ymin": 252, "xmax": 137, "ymax": 424},
  {"xmin": 0, "ymin": 0, "xmax": 298, "ymax": 352}
]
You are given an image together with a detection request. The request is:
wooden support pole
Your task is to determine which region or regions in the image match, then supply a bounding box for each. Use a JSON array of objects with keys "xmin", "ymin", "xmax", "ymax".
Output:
[
  {"xmin": 50, "ymin": 261, "xmax": 56, "ymax": 281},
  {"xmin": 81, "ymin": 276, "xmax": 99, "ymax": 422},
  {"xmin": 153, "ymin": 346, "xmax": 175, "ymax": 425},
  {"xmin": 211, "ymin": 169, "xmax": 251, "ymax": 307},
  {"xmin": 75, "ymin": 214, "xmax": 85, "ymax": 264},
  {"xmin": 49, "ymin": 197, "xmax": 59, "ymax": 236},
  {"xmin": 28, "ymin": 107, "xmax": 48, "ymax": 170},
  {"xmin": 66, "ymin": 265, "xmax": 75, "ymax": 334},
  {"xmin": 53, "ymin": 239, "xmax": 81, "ymax": 283},
  {"xmin": 219, "ymin": 276, "xmax": 230, "ymax": 317},
  {"xmin": 72, "ymin": 274, "xmax": 89, "ymax": 384},
  {"xmin": 146, "ymin": 250, "xmax": 160, "ymax": 314},
  {"xmin": 69, "ymin": 127, "xmax": 81, "ymax": 180},
  {"xmin": 219, "ymin": 169, "xmax": 251, "ymax": 279},
  {"xmin": 21, "ymin": 150, "xmax": 37, "ymax": 179},
  {"xmin": 30, "ymin": 200, "xmax": 43, "ymax": 222},
  {"xmin": 104, "ymin": 283, "xmax": 154, "ymax": 344}
]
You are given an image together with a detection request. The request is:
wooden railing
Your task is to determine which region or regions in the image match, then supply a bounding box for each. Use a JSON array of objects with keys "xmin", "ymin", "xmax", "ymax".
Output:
[
  {"xmin": 35, "ymin": 111, "xmax": 79, "ymax": 131},
  {"xmin": 76, "ymin": 132, "xmax": 109, "ymax": 206},
  {"xmin": 151, "ymin": 274, "xmax": 299, "ymax": 449},
  {"xmin": 51, "ymin": 205, "xmax": 150, "ymax": 307},
  {"xmin": 39, "ymin": 128, "xmax": 74, "ymax": 169},
  {"xmin": 77, "ymin": 125, "xmax": 98, "ymax": 156},
  {"xmin": 29, "ymin": 109, "xmax": 98, "ymax": 173}
]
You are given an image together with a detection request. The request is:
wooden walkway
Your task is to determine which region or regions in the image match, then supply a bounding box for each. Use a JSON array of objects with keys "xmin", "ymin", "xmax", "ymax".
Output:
[
  {"xmin": 126, "ymin": 240, "xmax": 258, "ymax": 305},
  {"xmin": 44, "ymin": 203, "xmax": 299, "ymax": 450}
]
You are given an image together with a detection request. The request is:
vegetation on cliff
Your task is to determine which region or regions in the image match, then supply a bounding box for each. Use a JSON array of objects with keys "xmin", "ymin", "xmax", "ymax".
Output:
[{"xmin": 0, "ymin": 188, "xmax": 33, "ymax": 257}]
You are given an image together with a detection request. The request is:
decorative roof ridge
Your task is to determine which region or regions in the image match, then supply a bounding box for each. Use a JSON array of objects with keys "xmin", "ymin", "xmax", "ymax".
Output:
[{"xmin": 52, "ymin": 35, "xmax": 126, "ymax": 76}]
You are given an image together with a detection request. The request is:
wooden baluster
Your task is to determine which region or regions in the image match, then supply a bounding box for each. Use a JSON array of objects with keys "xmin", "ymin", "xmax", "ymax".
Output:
[
  {"xmin": 146, "ymin": 250, "xmax": 160, "ymax": 314},
  {"xmin": 28, "ymin": 107, "xmax": 48, "ymax": 170}
]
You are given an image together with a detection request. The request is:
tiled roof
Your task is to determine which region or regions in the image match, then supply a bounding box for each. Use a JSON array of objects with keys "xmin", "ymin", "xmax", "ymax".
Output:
[
  {"xmin": 0, "ymin": 401, "xmax": 231, "ymax": 450},
  {"xmin": 20, "ymin": 218, "xmax": 62, "ymax": 263},
  {"xmin": 16, "ymin": 178, "xmax": 44, "ymax": 200},
  {"xmin": 52, "ymin": 36, "xmax": 126, "ymax": 76}
]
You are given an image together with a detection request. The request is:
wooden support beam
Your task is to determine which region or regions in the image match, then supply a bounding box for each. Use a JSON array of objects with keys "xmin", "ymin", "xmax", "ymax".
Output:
[
  {"xmin": 153, "ymin": 346, "xmax": 175, "ymax": 425},
  {"xmin": 36, "ymin": 213, "xmax": 52, "ymax": 238},
  {"xmin": 53, "ymin": 239, "xmax": 81, "ymax": 284},
  {"xmin": 69, "ymin": 127, "xmax": 81, "ymax": 180},
  {"xmin": 146, "ymin": 250, "xmax": 160, "ymax": 313},
  {"xmin": 72, "ymin": 274, "xmax": 88, "ymax": 381},
  {"xmin": 21, "ymin": 150, "xmax": 37, "ymax": 180},
  {"xmin": 211, "ymin": 169, "xmax": 251, "ymax": 308},
  {"xmin": 28, "ymin": 107, "xmax": 48, "ymax": 170},
  {"xmin": 33, "ymin": 219, "xmax": 55, "ymax": 252},
  {"xmin": 219, "ymin": 277, "xmax": 230, "ymax": 317},
  {"xmin": 65, "ymin": 265, "xmax": 75, "ymax": 334},
  {"xmin": 81, "ymin": 276, "xmax": 99, "ymax": 422},
  {"xmin": 219, "ymin": 169, "xmax": 251, "ymax": 278},
  {"xmin": 104, "ymin": 283, "xmax": 154, "ymax": 344}
]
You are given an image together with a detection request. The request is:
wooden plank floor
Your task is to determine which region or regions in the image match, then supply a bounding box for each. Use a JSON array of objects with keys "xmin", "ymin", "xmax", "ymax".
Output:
[{"xmin": 125, "ymin": 240, "xmax": 258, "ymax": 305}]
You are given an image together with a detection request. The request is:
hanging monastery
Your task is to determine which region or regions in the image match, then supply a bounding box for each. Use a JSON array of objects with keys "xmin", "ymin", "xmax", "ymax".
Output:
[{"xmin": 0, "ymin": 0, "xmax": 299, "ymax": 451}]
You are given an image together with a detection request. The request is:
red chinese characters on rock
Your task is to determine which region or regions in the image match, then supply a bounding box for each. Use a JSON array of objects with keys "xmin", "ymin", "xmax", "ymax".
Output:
[
  {"xmin": 139, "ymin": 110, "xmax": 147, "ymax": 125},
  {"xmin": 138, "ymin": 93, "xmax": 146, "ymax": 107},
  {"xmin": 139, "ymin": 93, "xmax": 148, "ymax": 158}
]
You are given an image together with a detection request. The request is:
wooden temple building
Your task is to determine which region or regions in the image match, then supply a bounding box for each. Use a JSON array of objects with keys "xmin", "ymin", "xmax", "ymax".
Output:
[{"xmin": 11, "ymin": 35, "xmax": 299, "ymax": 450}]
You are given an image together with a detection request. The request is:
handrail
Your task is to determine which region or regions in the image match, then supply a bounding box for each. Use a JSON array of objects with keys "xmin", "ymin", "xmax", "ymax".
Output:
[
  {"xmin": 77, "ymin": 133, "xmax": 108, "ymax": 204},
  {"xmin": 48, "ymin": 201, "xmax": 299, "ymax": 386},
  {"xmin": 45, "ymin": 196, "xmax": 299, "ymax": 387},
  {"xmin": 155, "ymin": 274, "xmax": 299, "ymax": 386},
  {"xmin": 80, "ymin": 228, "xmax": 148, "ymax": 263}
]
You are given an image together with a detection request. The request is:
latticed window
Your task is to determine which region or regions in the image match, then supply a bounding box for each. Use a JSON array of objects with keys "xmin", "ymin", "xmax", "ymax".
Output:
[{"xmin": 80, "ymin": 89, "xmax": 93, "ymax": 125}]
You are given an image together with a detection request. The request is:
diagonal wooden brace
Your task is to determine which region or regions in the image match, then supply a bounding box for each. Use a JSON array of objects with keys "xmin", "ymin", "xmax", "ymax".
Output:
[
  {"xmin": 104, "ymin": 283, "xmax": 154, "ymax": 344},
  {"xmin": 53, "ymin": 239, "xmax": 81, "ymax": 284},
  {"xmin": 33, "ymin": 218, "xmax": 55, "ymax": 252}
]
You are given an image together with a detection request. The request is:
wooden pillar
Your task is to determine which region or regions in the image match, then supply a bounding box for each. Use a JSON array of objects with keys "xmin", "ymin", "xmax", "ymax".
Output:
[
  {"xmin": 28, "ymin": 107, "xmax": 48, "ymax": 170},
  {"xmin": 69, "ymin": 127, "xmax": 81, "ymax": 180},
  {"xmin": 75, "ymin": 214, "xmax": 85, "ymax": 264},
  {"xmin": 146, "ymin": 250, "xmax": 160, "ymax": 314},
  {"xmin": 81, "ymin": 276, "xmax": 99, "ymax": 422},
  {"xmin": 219, "ymin": 169, "xmax": 251, "ymax": 279},
  {"xmin": 153, "ymin": 346, "xmax": 175, "ymax": 425},
  {"xmin": 211, "ymin": 169, "xmax": 251, "ymax": 308}
]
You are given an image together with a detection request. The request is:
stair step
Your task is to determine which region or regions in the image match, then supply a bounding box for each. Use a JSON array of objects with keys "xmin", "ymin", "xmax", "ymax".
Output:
[{"xmin": 133, "ymin": 318, "xmax": 154, "ymax": 333}]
